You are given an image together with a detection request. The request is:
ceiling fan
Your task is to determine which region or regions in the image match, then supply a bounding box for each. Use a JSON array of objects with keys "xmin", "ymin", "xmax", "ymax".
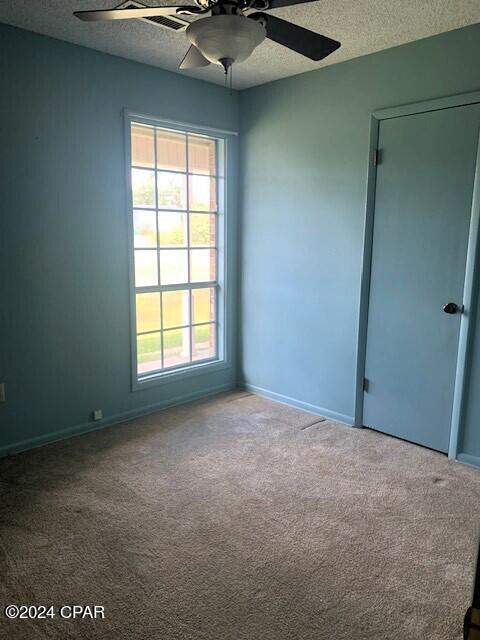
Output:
[{"xmin": 74, "ymin": 1, "xmax": 341, "ymax": 76}]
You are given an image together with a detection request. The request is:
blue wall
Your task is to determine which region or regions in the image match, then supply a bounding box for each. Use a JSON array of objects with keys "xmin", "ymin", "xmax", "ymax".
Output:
[
  {"xmin": 239, "ymin": 25, "xmax": 480, "ymax": 438},
  {"xmin": 2, "ymin": 20, "xmax": 480, "ymax": 463},
  {"xmin": 0, "ymin": 23, "xmax": 239, "ymax": 454}
]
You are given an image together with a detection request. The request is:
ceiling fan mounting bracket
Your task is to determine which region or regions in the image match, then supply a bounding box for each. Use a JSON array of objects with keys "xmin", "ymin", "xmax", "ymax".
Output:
[
  {"xmin": 193, "ymin": 0, "xmax": 256, "ymax": 14},
  {"xmin": 250, "ymin": 0, "xmax": 270, "ymax": 10},
  {"xmin": 211, "ymin": 2, "xmax": 244, "ymax": 16}
]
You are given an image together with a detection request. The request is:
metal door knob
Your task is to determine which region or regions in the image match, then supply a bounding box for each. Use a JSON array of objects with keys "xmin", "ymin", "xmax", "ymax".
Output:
[{"xmin": 443, "ymin": 302, "xmax": 460, "ymax": 314}]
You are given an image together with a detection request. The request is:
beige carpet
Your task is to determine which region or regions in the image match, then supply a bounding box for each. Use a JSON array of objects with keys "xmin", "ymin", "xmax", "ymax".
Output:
[{"xmin": 0, "ymin": 391, "xmax": 479, "ymax": 639}]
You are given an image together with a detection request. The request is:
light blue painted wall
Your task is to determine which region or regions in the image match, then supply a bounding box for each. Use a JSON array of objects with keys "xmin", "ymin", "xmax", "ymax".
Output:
[
  {"xmin": 239, "ymin": 25, "xmax": 480, "ymax": 438},
  {"xmin": 2, "ymin": 21, "xmax": 480, "ymax": 462},
  {"xmin": 0, "ymin": 23, "xmax": 239, "ymax": 454}
]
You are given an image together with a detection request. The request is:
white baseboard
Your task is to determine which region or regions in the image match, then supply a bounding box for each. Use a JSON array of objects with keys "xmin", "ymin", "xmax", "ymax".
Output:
[
  {"xmin": 0, "ymin": 383, "xmax": 235, "ymax": 458},
  {"xmin": 242, "ymin": 383, "xmax": 354, "ymax": 425}
]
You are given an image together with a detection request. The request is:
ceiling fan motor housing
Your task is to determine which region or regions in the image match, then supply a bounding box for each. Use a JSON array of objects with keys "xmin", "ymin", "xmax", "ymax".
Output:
[{"xmin": 186, "ymin": 14, "xmax": 266, "ymax": 66}]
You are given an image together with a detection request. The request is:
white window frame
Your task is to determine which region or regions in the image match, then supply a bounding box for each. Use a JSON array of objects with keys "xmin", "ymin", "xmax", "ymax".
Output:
[{"xmin": 124, "ymin": 111, "xmax": 234, "ymax": 391}]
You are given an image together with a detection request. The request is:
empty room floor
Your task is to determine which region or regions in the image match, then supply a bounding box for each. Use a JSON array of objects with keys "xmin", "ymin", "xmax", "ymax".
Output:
[{"xmin": 0, "ymin": 391, "xmax": 479, "ymax": 639}]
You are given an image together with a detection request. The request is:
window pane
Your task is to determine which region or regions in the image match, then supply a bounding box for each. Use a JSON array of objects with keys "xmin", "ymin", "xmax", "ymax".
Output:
[
  {"xmin": 137, "ymin": 332, "xmax": 162, "ymax": 374},
  {"xmin": 132, "ymin": 169, "xmax": 155, "ymax": 208},
  {"xmin": 190, "ymin": 214, "xmax": 216, "ymax": 247},
  {"xmin": 158, "ymin": 172, "xmax": 187, "ymax": 210},
  {"xmin": 192, "ymin": 324, "xmax": 215, "ymax": 361},
  {"xmin": 131, "ymin": 124, "xmax": 154, "ymax": 168},
  {"xmin": 130, "ymin": 124, "xmax": 222, "ymax": 379},
  {"xmin": 159, "ymin": 249, "xmax": 188, "ymax": 285},
  {"xmin": 157, "ymin": 130, "xmax": 186, "ymax": 172},
  {"xmin": 136, "ymin": 292, "xmax": 160, "ymax": 333},
  {"xmin": 190, "ymin": 249, "xmax": 216, "ymax": 282},
  {"xmin": 158, "ymin": 212, "xmax": 187, "ymax": 247},
  {"xmin": 192, "ymin": 287, "xmax": 215, "ymax": 324},
  {"xmin": 163, "ymin": 328, "xmax": 190, "ymax": 368},
  {"xmin": 162, "ymin": 289, "xmax": 189, "ymax": 329},
  {"xmin": 189, "ymin": 175, "xmax": 217, "ymax": 211},
  {"xmin": 135, "ymin": 250, "xmax": 158, "ymax": 287},
  {"xmin": 133, "ymin": 210, "xmax": 157, "ymax": 248},
  {"xmin": 188, "ymin": 136, "xmax": 216, "ymax": 175}
]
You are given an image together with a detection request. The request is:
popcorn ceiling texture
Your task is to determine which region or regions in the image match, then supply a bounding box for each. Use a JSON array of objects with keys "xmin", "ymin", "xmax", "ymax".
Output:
[
  {"xmin": 0, "ymin": 391, "xmax": 479, "ymax": 639},
  {"xmin": 0, "ymin": 0, "xmax": 479, "ymax": 89}
]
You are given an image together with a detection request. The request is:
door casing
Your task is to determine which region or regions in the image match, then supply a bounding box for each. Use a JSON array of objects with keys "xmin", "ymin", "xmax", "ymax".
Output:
[{"xmin": 354, "ymin": 90, "xmax": 480, "ymax": 461}]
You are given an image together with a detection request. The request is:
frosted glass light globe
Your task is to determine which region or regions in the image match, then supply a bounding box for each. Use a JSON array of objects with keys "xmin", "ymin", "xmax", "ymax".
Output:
[{"xmin": 186, "ymin": 15, "xmax": 266, "ymax": 67}]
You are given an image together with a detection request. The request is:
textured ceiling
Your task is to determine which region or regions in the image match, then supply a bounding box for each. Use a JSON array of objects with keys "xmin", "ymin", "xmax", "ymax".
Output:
[{"xmin": 0, "ymin": 0, "xmax": 479, "ymax": 89}]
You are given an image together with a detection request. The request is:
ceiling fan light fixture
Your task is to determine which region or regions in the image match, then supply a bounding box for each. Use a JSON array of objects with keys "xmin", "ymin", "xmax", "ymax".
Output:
[{"xmin": 186, "ymin": 15, "xmax": 265, "ymax": 69}]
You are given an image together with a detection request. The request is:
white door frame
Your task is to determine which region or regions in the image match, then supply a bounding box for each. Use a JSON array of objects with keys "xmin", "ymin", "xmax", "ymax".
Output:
[{"xmin": 354, "ymin": 90, "xmax": 480, "ymax": 461}]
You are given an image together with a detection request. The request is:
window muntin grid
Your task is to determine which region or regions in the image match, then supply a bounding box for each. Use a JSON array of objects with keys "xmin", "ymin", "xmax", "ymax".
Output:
[{"xmin": 130, "ymin": 122, "xmax": 221, "ymax": 377}]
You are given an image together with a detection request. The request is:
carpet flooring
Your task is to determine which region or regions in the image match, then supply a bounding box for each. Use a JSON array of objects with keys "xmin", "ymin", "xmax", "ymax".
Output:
[{"xmin": 0, "ymin": 390, "xmax": 479, "ymax": 639}]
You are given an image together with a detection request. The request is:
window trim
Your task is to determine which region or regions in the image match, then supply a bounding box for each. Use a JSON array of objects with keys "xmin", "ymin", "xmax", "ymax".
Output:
[{"xmin": 124, "ymin": 111, "xmax": 234, "ymax": 391}]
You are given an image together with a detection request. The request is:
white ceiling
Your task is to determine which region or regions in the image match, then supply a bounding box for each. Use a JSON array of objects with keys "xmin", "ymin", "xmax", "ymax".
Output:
[{"xmin": 0, "ymin": 0, "xmax": 479, "ymax": 90}]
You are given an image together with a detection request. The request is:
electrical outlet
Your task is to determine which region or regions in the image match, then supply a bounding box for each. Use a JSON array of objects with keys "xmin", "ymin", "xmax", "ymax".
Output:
[
  {"xmin": 0, "ymin": 384, "xmax": 5, "ymax": 403},
  {"xmin": 92, "ymin": 409, "xmax": 103, "ymax": 421}
]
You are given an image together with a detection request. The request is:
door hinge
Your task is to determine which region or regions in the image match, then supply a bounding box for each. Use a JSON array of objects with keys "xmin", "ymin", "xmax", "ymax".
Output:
[
  {"xmin": 374, "ymin": 149, "xmax": 382, "ymax": 166},
  {"xmin": 363, "ymin": 377, "xmax": 370, "ymax": 392}
]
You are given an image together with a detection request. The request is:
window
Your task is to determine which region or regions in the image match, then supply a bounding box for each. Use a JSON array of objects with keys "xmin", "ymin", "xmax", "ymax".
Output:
[{"xmin": 128, "ymin": 120, "xmax": 225, "ymax": 381}]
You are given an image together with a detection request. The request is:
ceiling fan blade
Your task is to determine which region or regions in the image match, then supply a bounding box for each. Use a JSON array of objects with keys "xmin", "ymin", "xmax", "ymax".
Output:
[
  {"xmin": 74, "ymin": 6, "xmax": 197, "ymax": 21},
  {"xmin": 179, "ymin": 45, "xmax": 211, "ymax": 70},
  {"xmin": 255, "ymin": 0, "xmax": 318, "ymax": 8},
  {"xmin": 249, "ymin": 12, "xmax": 340, "ymax": 61}
]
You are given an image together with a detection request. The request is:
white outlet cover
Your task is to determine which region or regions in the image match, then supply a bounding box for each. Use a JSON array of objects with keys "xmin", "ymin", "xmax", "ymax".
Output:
[{"xmin": 93, "ymin": 409, "xmax": 103, "ymax": 421}]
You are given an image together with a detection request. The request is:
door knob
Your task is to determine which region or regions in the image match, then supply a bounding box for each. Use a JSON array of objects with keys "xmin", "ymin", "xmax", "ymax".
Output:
[{"xmin": 443, "ymin": 302, "xmax": 461, "ymax": 314}]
